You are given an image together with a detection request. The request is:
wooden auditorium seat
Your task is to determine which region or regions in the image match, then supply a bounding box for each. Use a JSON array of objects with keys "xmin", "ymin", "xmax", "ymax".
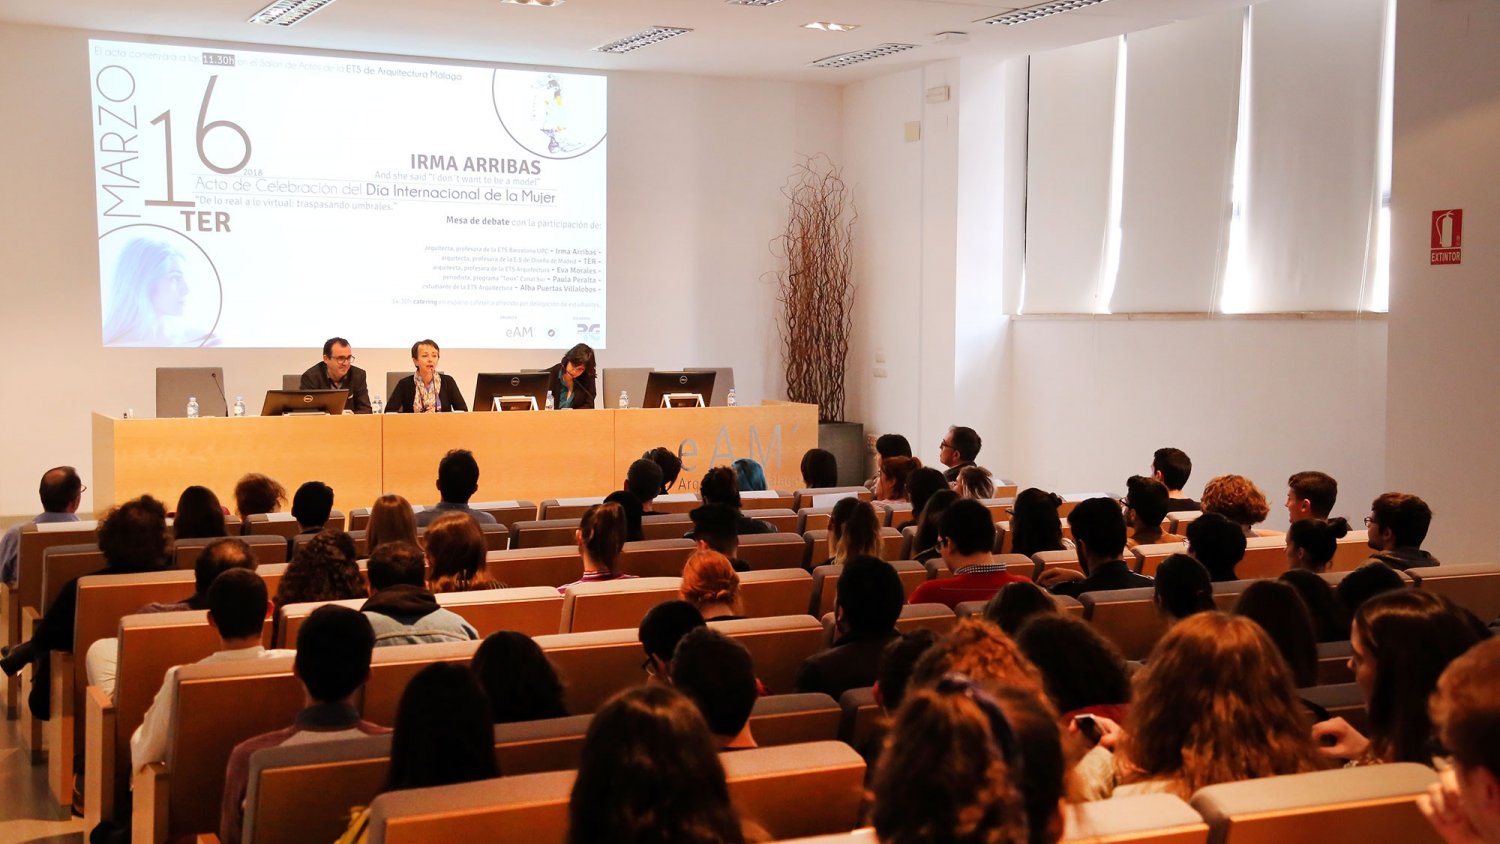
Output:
[
  {"xmin": 837, "ymin": 686, "xmax": 884, "ymax": 751},
  {"xmin": 291, "ymin": 529, "xmax": 368, "ymax": 559},
  {"xmin": 953, "ymin": 592, "xmax": 1084, "ymax": 619},
  {"xmin": 470, "ymin": 501, "xmax": 541, "ymax": 530},
  {"xmin": 1408, "ymin": 561, "xmax": 1500, "ymax": 620},
  {"xmin": 1299, "ymin": 683, "xmax": 1368, "ymax": 733},
  {"xmin": 792, "ymin": 487, "xmax": 871, "ymax": 511},
  {"xmin": 809, "ymin": 561, "xmax": 930, "ymax": 617},
  {"xmin": 1328, "ymin": 530, "xmax": 1372, "ymax": 571},
  {"xmin": 736, "ymin": 532, "xmax": 811, "ymax": 571},
  {"xmin": 801, "ymin": 528, "xmax": 904, "ymax": 564},
  {"xmin": 741, "ymin": 490, "xmax": 797, "ymax": 511},
  {"xmin": 1078, "ymin": 586, "xmax": 1169, "ymax": 661},
  {"xmin": 486, "ymin": 546, "xmax": 584, "ymax": 589},
  {"xmin": 1236, "ymin": 536, "xmax": 1290, "ymax": 580},
  {"xmin": 1062, "ymin": 794, "xmax": 1209, "ymax": 843},
  {"xmin": 1031, "ymin": 550, "xmax": 1086, "ymax": 581},
  {"xmin": 712, "ymin": 615, "xmax": 826, "ymax": 695},
  {"xmin": 1316, "ymin": 640, "xmax": 1355, "ymax": 685},
  {"xmin": 1131, "ymin": 541, "xmax": 1188, "ymax": 576},
  {"xmin": 559, "ymin": 577, "xmax": 680, "ymax": 633},
  {"xmin": 739, "ymin": 568, "xmax": 815, "ymax": 619},
  {"xmin": 244, "ymin": 512, "xmax": 305, "ymax": 540},
  {"xmin": 509, "ymin": 518, "xmax": 581, "ymax": 550},
  {"xmin": 278, "ymin": 586, "xmax": 564, "ymax": 646},
  {"xmin": 539, "ymin": 497, "xmax": 604, "ymax": 520},
  {"xmin": 894, "ymin": 603, "xmax": 957, "ymax": 637},
  {"xmin": 1168, "ymin": 510, "xmax": 1205, "ymax": 534},
  {"xmin": 615, "ymin": 538, "xmax": 696, "ymax": 578},
  {"xmin": 171, "ymin": 533, "xmax": 290, "ymax": 568}
]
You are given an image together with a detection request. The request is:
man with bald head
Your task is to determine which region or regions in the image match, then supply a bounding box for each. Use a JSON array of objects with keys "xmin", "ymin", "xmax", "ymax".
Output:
[{"xmin": 1, "ymin": 466, "xmax": 83, "ymax": 585}]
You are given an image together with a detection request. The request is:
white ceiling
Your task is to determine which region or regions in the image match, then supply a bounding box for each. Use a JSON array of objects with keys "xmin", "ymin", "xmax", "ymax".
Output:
[{"xmin": 0, "ymin": 0, "xmax": 1251, "ymax": 83}]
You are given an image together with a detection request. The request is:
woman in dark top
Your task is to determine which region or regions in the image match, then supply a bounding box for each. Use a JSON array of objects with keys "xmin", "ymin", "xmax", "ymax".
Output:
[
  {"xmin": 387, "ymin": 338, "xmax": 467, "ymax": 413},
  {"xmin": 1009, "ymin": 488, "xmax": 1067, "ymax": 558},
  {"xmin": 547, "ymin": 343, "xmax": 596, "ymax": 409},
  {"xmin": 471, "ymin": 631, "xmax": 568, "ymax": 723},
  {"xmin": 173, "ymin": 484, "xmax": 227, "ymax": 540}
]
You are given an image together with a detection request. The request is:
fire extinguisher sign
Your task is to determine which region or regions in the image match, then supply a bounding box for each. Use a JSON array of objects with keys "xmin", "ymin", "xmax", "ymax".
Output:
[{"xmin": 1431, "ymin": 209, "xmax": 1463, "ymax": 265}]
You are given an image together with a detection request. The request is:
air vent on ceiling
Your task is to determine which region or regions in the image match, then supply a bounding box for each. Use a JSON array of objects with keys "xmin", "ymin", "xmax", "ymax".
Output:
[
  {"xmin": 979, "ymin": 0, "xmax": 1114, "ymax": 25},
  {"xmin": 594, "ymin": 26, "xmax": 693, "ymax": 53},
  {"xmin": 811, "ymin": 43, "xmax": 918, "ymax": 69},
  {"xmin": 247, "ymin": 0, "xmax": 337, "ymax": 26}
]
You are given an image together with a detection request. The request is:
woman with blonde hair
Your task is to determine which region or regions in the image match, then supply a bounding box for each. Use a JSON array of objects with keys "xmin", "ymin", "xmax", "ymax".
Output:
[
  {"xmin": 954, "ymin": 465, "xmax": 996, "ymax": 500},
  {"xmin": 559, "ymin": 502, "xmax": 631, "ymax": 593},
  {"xmin": 1201, "ymin": 474, "xmax": 1274, "ymax": 536},
  {"xmin": 366, "ymin": 494, "xmax": 419, "ymax": 551},
  {"xmin": 424, "ymin": 512, "xmax": 502, "ymax": 593},
  {"xmin": 679, "ymin": 550, "xmax": 743, "ymax": 621},
  {"xmin": 822, "ymin": 497, "xmax": 882, "ymax": 567},
  {"xmin": 1115, "ymin": 612, "xmax": 1326, "ymax": 797}
]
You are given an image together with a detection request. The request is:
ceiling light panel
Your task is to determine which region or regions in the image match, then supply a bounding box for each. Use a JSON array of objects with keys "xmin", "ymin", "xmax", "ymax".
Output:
[
  {"xmin": 979, "ymin": 0, "xmax": 1114, "ymax": 25},
  {"xmin": 499, "ymin": 0, "xmax": 565, "ymax": 6},
  {"xmin": 804, "ymin": 22, "xmax": 860, "ymax": 32},
  {"xmin": 811, "ymin": 43, "xmax": 918, "ymax": 69},
  {"xmin": 594, "ymin": 26, "xmax": 693, "ymax": 54},
  {"xmin": 726, "ymin": 0, "xmax": 786, "ymax": 6},
  {"xmin": 247, "ymin": 0, "xmax": 337, "ymax": 26}
]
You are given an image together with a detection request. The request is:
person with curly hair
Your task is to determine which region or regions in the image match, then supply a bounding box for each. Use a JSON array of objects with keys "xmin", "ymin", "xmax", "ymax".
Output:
[
  {"xmin": 272, "ymin": 529, "xmax": 365, "ymax": 611},
  {"xmin": 1114, "ymin": 612, "xmax": 1327, "ymax": 798},
  {"xmin": 1200, "ymin": 474, "xmax": 1274, "ymax": 537},
  {"xmin": 908, "ymin": 617, "xmax": 1046, "ymax": 697},
  {"xmin": 233, "ymin": 472, "xmax": 286, "ymax": 527}
]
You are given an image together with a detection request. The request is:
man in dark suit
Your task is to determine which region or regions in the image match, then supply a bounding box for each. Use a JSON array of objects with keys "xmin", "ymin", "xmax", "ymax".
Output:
[
  {"xmin": 1046, "ymin": 496, "xmax": 1154, "ymax": 597},
  {"xmin": 300, "ymin": 337, "xmax": 371, "ymax": 413}
]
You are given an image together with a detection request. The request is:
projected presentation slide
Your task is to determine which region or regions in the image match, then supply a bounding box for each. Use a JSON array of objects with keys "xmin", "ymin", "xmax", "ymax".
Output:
[{"xmin": 89, "ymin": 39, "xmax": 606, "ymax": 349}]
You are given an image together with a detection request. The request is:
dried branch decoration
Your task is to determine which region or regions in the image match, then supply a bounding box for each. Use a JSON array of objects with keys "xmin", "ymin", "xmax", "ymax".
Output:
[{"xmin": 774, "ymin": 154, "xmax": 856, "ymax": 424}]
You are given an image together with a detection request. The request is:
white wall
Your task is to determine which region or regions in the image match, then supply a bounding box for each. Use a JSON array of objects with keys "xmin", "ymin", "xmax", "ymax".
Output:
[
  {"xmin": 1385, "ymin": 0, "xmax": 1500, "ymax": 562},
  {"xmin": 0, "ymin": 22, "xmax": 841, "ymax": 515}
]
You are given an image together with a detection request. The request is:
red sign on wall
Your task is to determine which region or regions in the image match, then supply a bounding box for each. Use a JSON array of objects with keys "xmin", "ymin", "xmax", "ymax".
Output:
[{"xmin": 1432, "ymin": 209, "xmax": 1463, "ymax": 265}]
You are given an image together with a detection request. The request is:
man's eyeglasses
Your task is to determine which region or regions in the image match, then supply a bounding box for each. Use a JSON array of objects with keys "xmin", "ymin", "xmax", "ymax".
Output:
[
  {"xmin": 939, "ymin": 440, "xmax": 954, "ymax": 450},
  {"xmin": 641, "ymin": 656, "xmax": 657, "ymax": 677},
  {"xmin": 1363, "ymin": 516, "xmax": 1375, "ymax": 527},
  {"xmin": 329, "ymin": 355, "xmax": 355, "ymax": 364}
]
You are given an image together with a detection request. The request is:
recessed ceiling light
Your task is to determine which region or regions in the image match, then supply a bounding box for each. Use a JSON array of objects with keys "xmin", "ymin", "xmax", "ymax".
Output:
[
  {"xmin": 804, "ymin": 22, "xmax": 860, "ymax": 32},
  {"xmin": 811, "ymin": 43, "xmax": 918, "ymax": 69},
  {"xmin": 594, "ymin": 26, "xmax": 693, "ymax": 54},
  {"xmin": 500, "ymin": 0, "xmax": 565, "ymax": 5},
  {"xmin": 726, "ymin": 0, "xmax": 786, "ymax": 6},
  {"xmin": 979, "ymin": 0, "xmax": 1114, "ymax": 25},
  {"xmin": 247, "ymin": 0, "xmax": 337, "ymax": 26}
]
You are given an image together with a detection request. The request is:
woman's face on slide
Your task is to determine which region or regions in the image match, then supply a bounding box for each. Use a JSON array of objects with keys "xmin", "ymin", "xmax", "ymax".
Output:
[
  {"xmin": 414, "ymin": 343, "xmax": 440, "ymax": 376},
  {"xmin": 150, "ymin": 258, "xmax": 189, "ymax": 317}
]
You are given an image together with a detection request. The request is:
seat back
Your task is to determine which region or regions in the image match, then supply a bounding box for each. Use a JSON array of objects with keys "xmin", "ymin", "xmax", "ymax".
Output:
[
  {"xmin": 1299, "ymin": 683, "xmax": 1369, "ymax": 734},
  {"xmin": 738, "ymin": 568, "xmax": 815, "ymax": 619},
  {"xmin": 437, "ymin": 587, "xmax": 565, "ymax": 638},
  {"xmin": 171, "ymin": 533, "xmax": 291, "ymax": 569},
  {"xmin": 837, "ymin": 686, "xmax": 885, "ymax": 752},
  {"xmin": 797, "ymin": 507, "xmax": 835, "ymax": 534},
  {"xmin": 41, "ymin": 543, "xmax": 106, "ymax": 612},
  {"xmin": 291, "ymin": 530, "xmax": 368, "ymax": 560},
  {"xmin": 539, "ymin": 497, "xmax": 604, "ymax": 520},
  {"xmin": 361, "ymin": 641, "xmax": 481, "ymax": 725},
  {"xmin": 616, "ymin": 538, "xmax": 696, "ymax": 578},
  {"xmin": 1131, "ymin": 541, "xmax": 1188, "ymax": 576},
  {"xmin": 470, "ymin": 501, "xmax": 540, "ymax": 530},
  {"xmin": 747, "ymin": 693, "xmax": 841, "ymax": 747},
  {"xmin": 801, "ymin": 528, "xmax": 903, "ymax": 564},
  {"xmin": 486, "ymin": 546, "xmax": 584, "ymax": 589},
  {"xmin": 534, "ymin": 628, "xmax": 645, "ymax": 714},
  {"xmin": 745, "ymin": 508, "xmax": 800, "ymax": 533},
  {"xmin": 1316, "ymin": 640, "xmax": 1355, "ymax": 685},
  {"xmin": 741, "ymin": 491, "xmax": 796, "ymax": 511},
  {"xmin": 1189, "ymin": 762, "xmax": 1441, "ymax": 844},
  {"xmin": 16, "ymin": 521, "xmax": 100, "ymax": 610},
  {"xmin": 1328, "ymin": 531, "xmax": 1372, "ymax": 571},
  {"xmin": 1033, "ymin": 549, "xmax": 1085, "ymax": 581},
  {"xmin": 895, "ymin": 603, "xmax": 957, "ymax": 637},
  {"xmin": 245, "ymin": 512, "xmax": 303, "ymax": 539},
  {"xmin": 1079, "ymin": 586, "xmax": 1168, "ymax": 661},
  {"xmin": 650, "ymin": 492, "xmax": 703, "ymax": 514},
  {"xmin": 640, "ymin": 512, "xmax": 694, "ymax": 541},
  {"xmin": 1062, "ymin": 794, "xmax": 1208, "ymax": 843},
  {"xmin": 509, "ymin": 519, "xmax": 581, "ymax": 550},
  {"xmin": 739, "ymin": 532, "xmax": 815, "ymax": 570},
  {"xmin": 1409, "ymin": 561, "xmax": 1500, "ymax": 620},
  {"xmin": 1236, "ymin": 536, "xmax": 1290, "ymax": 580},
  {"xmin": 560, "ymin": 577, "xmax": 681, "ymax": 633},
  {"xmin": 810, "ymin": 561, "xmax": 928, "ymax": 617},
  {"xmin": 954, "ymin": 592, "xmax": 1084, "ymax": 619},
  {"xmin": 792, "ymin": 488, "xmax": 871, "ymax": 511},
  {"xmin": 711, "ymin": 615, "xmax": 825, "ymax": 694}
]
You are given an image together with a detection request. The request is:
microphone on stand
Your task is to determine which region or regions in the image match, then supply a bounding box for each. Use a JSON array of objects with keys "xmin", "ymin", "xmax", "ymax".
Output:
[{"xmin": 210, "ymin": 371, "xmax": 230, "ymax": 417}]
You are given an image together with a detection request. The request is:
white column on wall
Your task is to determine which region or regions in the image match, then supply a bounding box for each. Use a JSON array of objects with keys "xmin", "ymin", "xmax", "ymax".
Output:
[
  {"xmin": 1109, "ymin": 9, "xmax": 1243, "ymax": 313},
  {"xmin": 1022, "ymin": 36, "xmax": 1119, "ymax": 314},
  {"xmin": 1239, "ymin": 0, "xmax": 1386, "ymax": 312}
]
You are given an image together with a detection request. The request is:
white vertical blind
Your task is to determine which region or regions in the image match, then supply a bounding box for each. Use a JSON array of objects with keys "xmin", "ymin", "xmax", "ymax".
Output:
[
  {"xmin": 1109, "ymin": 10, "xmax": 1243, "ymax": 313},
  {"xmin": 1022, "ymin": 36, "xmax": 1119, "ymax": 314},
  {"xmin": 1240, "ymin": 0, "xmax": 1386, "ymax": 312}
]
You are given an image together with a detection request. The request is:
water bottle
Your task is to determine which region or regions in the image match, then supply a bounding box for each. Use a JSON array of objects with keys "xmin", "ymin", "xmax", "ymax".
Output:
[
  {"xmin": 232, "ymin": 396, "xmax": 246, "ymax": 417},
  {"xmin": 372, "ymin": 394, "xmax": 384, "ymax": 414},
  {"xmin": 186, "ymin": 396, "xmax": 199, "ymax": 419},
  {"xmin": 726, "ymin": 388, "xmax": 737, "ymax": 407},
  {"xmin": 544, "ymin": 391, "xmax": 555, "ymax": 411},
  {"xmin": 618, "ymin": 390, "xmax": 630, "ymax": 409}
]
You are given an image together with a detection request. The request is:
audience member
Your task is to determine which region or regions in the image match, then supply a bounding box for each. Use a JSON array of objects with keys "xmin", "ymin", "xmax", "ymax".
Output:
[
  {"xmin": 272, "ymin": 529, "xmax": 365, "ymax": 610},
  {"xmin": 1016, "ymin": 614, "xmax": 1130, "ymax": 722},
  {"xmin": 1201, "ymin": 474, "xmax": 1273, "ymax": 536},
  {"xmin": 873, "ymin": 456, "xmax": 922, "ymax": 506},
  {"xmin": 1115, "ymin": 612, "xmax": 1326, "ymax": 798},
  {"xmin": 470, "ymin": 630, "xmax": 568, "ymax": 723},
  {"xmin": 909, "ymin": 498, "xmax": 1027, "ymax": 608},
  {"xmin": 1287, "ymin": 471, "xmax": 1340, "ymax": 522},
  {"xmin": 365, "ymin": 494, "xmax": 419, "ymax": 550},
  {"xmin": 1421, "ymin": 637, "xmax": 1500, "ymax": 844},
  {"xmin": 132, "ymin": 569, "xmax": 292, "ymax": 771},
  {"xmin": 1233, "ymin": 580, "xmax": 1320, "ymax": 688},
  {"xmin": 903, "ymin": 466, "xmax": 950, "ymax": 529},
  {"xmin": 1279, "ymin": 568, "xmax": 1352, "ymax": 643},
  {"xmin": 938, "ymin": 425, "xmax": 982, "ymax": 483},
  {"xmin": 416, "ymin": 449, "xmax": 498, "ymax": 527},
  {"xmin": 983, "ymin": 580, "xmax": 1060, "ymax": 635},
  {"xmin": 821, "ymin": 497, "xmax": 882, "ymax": 567},
  {"xmin": 908, "ymin": 618, "xmax": 1045, "ymax": 696},
  {"xmin": 172, "ymin": 484, "xmax": 228, "ymax": 540},
  {"xmin": 1151, "ymin": 447, "xmax": 1200, "ymax": 512},
  {"xmin": 643, "ymin": 446, "xmax": 683, "ymax": 495},
  {"xmin": 363, "ymin": 540, "xmax": 478, "ymax": 645},
  {"xmin": 567, "ymin": 685, "xmax": 748, "ymax": 844},
  {"xmin": 624, "ymin": 458, "xmax": 665, "ymax": 514},
  {"xmin": 1186, "ymin": 512, "xmax": 1247, "ymax": 582},
  {"xmin": 679, "ymin": 550, "xmax": 743, "ymax": 621},
  {"xmin": 1122, "ymin": 476, "xmax": 1182, "ymax": 548},
  {"xmin": 799, "ymin": 448, "xmax": 839, "ymax": 490},
  {"xmin": 602, "ymin": 490, "xmax": 644, "ymax": 542},
  {"xmin": 0, "ymin": 466, "xmax": 83, "ymax": 585},
  {"xmin": 424, "ymin": 511, "xmax": 502, "ymax": 592},
  {"xmin": 559, "ymin": 502, "xmax": 632, "ymax": 593},
  {"xmin": 865, "ymin": 433, "xmax": 913, "ymax": 491},
  {"xmin": 639, "ymin": 600, "xmax": 706, "ymax": 681},
  {"xmin": 233, "ymin": 473, "xmax": 286, "ymax": 527},
  {"xmin": 954, "ymin": 465, "xmax": 996, "ymax": 500},
  {"xmin": 687, "ymin": 503, "xmax": 751, "ymax": 572},
  {"xmin": 873, "ymin": 629, "xmax": 939, "ymax": 714},
  {"xmin": 795, "ymin": 556, "xmax": 904, "ymax": 698},
  {"xmin": 1286, "ymin": 517, "xmax": 1353, "ymax": 572},
  {"xmin": 220, "ymin": 605, "xmax": 385, "ymax": 844},
  {"xmin": 1313, "ymin": 589, "xmax": 1484, "ymax": 765},
  {"xmin": 670, "ymin": 626, "xmax": 759, "ymax": 749},
  {"xmin": 338, "ymin": 662, "xmax": 498, "ymax": 842},
  {"xmin": 1153, "ymin": 554, "xmax": 1215, "ymax": 621},
  {"xmin": 1365, "ymin": 492, "xmax": 1441, "ymax": 569},
  {"xmin": 2, "ymin": 495, "xmax": 170, "ymax": 718},
  {"xmin": 1335, "ymin": 561, "xmax": 1406, "ymax": 616},
  {"xmin": 290, "ymin": 481, "xmax": 335, "ymax": 534},
  {"xmin": 732, "ymin": 457, "xmax": 767, "ymax": 492},
  {"xmin": 911, "ymin": 489, "xmax": 960, "ymax": 563},
  {"xmin": 1046, "ymin": 498, "xmax": 1149, "ymax": 597},
  {"xmin": 699, "ymin": 466, "xmax": 774, "ymax": 534},
  {"xmin": 1009, "ymin": 488, "xmax": 1067, "ymax": 558},
  {"xmin": 869, "ymin": 678, "xmax": 1032, "ymax": 844}
]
